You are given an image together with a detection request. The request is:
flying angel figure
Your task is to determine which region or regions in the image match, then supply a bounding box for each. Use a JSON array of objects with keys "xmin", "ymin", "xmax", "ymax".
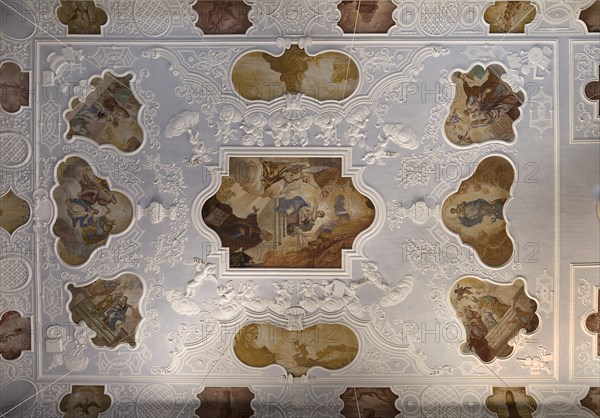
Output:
[{"xmin": 454, "ymin": 283, "xmax": 473, "ymax": 301}]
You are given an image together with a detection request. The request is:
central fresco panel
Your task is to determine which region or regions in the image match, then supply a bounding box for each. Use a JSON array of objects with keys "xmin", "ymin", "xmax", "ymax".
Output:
[
  {"xmin": 2, "ymin": 0, "xmax": 588, "ymax": 415},
  {"xmin": 202, "ymin": 156, "xmax": 375, "ymax": 268}
]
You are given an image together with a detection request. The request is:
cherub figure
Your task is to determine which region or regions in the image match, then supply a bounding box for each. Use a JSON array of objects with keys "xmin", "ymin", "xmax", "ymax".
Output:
[
  {"xmin": 299, "ymin": 280, "xmax": 319, "ymax": 301},
  {"xmin": 238, "ymin": 280, "xmax": 257, "ymax": 302},
  {"xmin": 362, "ymin": 134, "xmax": 398, "ymax": 165},
  {"xmin": 216, "ymin": 281, "xmax": 237, "ymax": 306},
  {"xmin": 361, "ymin": 261, "xmax": 388, "ymax": 291},
  {"xmin": 185, "ymin": 259, "xmax": 218, "ymax": 297},
  {"xmin": 186, "ymin": 129, "xmax": 216, "ymax": 166}
]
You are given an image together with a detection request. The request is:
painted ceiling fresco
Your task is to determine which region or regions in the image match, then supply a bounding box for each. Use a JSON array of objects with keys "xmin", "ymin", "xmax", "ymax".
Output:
[
  {"xmin": 202, "ymin": 156, "xmax": 375, "ymax": 268},
  {"xmin": 232, "ymin": 46, "xmax": 359, "ymax": 101},
  {"xmin": 0, "ymin": 0, "xmax": 599, "ymax": 417}
]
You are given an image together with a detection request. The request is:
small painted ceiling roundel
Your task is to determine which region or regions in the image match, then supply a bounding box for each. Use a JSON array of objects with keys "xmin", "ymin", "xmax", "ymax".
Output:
[
  {"xmin": 57, "ymin": 1, "xmax": 108, "ymax": 35},
  {"xmin": 67, "ymin": 273, "xmax": 144, "ymax": 348},
  {"xmin": 65, "ymin": 72, "xmax": 144, "ymax": 152},
  {"xmin": 52, "ymin": 156, "xmax": 133, "ymax": 266},
  {"xmin": 338, "ymin": 1, "xmax": 397, "ymax": 33},
  {"xmin": 450, "ymin": 277, "xmax": 540, "ymax": 363},
  {"xmin": 0, "ymin": 189, "xmax": 30, "ymax": 235},
  {"xmin": 579, "ymin": 1, "xmax": 600, "ymax": 32},
  {"xmin": 484, "ymin": 1, "xmax": 536, "ymax": 33},
  {"xmin": 442, "ymin": 156, "xmax": 515, "ymax": 267},
  {"xmin": 0, "ymin": 62, "xmax": 29, "ymax": 113},
  {"xmin": 193, "ymin": 0, "xmax": 251, "ymax": 34},
  {"xmin": 444, "ymin": 64, "xmax": 525, "ymax": 146},
  {"xmin": 232, "ymin": 45, "xmax": 359, "ymax": 101}
]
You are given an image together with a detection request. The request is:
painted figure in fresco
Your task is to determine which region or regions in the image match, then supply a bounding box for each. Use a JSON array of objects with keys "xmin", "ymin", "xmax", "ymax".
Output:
[
  {"xmin": 67, "ymin": 116, "xmax": 93, "ymax": 138},
  {"xmin": 472, "ymin": 295, "xmax": 511, "ymax": 320},
  {"xmin": 66, "ymin": 104, "xmax": 110, "ymax": 140},
  {"xmin": 204, "ymin": 157, "xmax": 374, "ymax": 269},
  {"xmin": 450, "ymin": 198, "xmax": 506, "ymax": 227},
  {"xmin": 66, "ymin": 198, "xmax": 98, "ymax": 227},
  {"xmin": 88, "ymin": 103, "xmax": 109, "ymax": 121},
  {"xmin": 464, "ymin": 311, "xmax": 492, "ymax": 362},
  {"xmin": 100, "ymin": 96, "xmax": 130, "ymax": 128},
  {"xmin": 81, "ymin": 215, "xmax": 116, "ymax": 245},
  {"xmin": 262, "ymin": 46, "xmax": 310, "ymax": 92},
  {"xmin": 103, "ymin": 295, "xmax": 129, "ymax": 331},
  {"xmin": 462, "ymin": 69, "xmax": 521, "ymax": 129},
  {"xmin": 311, "ymin": 159, "xmax": 345, "ymax": 192},
  {"xmin": 293, "ymin": 339, "xmax": 311, "ymax": 365},
  {"xmin": 78, "ymin": 169, "xmax": 117, "ymax": 206},
  {"xmin": 68, "ymin": 2, "xmax": 97, "ymax": 24},
  {"xmin": 106, "ymin": 80, "xmax": 136, "ymax": 107},
  {"xmin": 260, "ymin": 161, "xmax": 309, "ymax": 198},
  {"xmin": 454, "ymin": 283, "xmax": 472, "ymax": 301},
  {"xmin": 334, "ymin": 194, "xmax": 351, "ymax": 223},
  {"xmin": 480, "ymin": 308, "xmax": 500, "ymax": 329},
  {"xmin": 505, "ymin": 390, "xmax": 521, "ymax": 418},
  {"xmin": 275, "ymin": 196, "xmax": 325, "ymax": 234},
  {"xmin": 93, "ymin": 293, "xmax": 122, "ymax": 315},
  {"xmin": 214, "ymin": 202, "xmax": 273, "ymax": 252},
  {"xmin": 452, "ymin": 277, "xmax": 539, "ymax": 363}
]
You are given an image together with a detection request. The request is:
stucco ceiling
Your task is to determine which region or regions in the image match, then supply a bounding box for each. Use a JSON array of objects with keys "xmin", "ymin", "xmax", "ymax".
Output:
[{"xmin": 0, "ymin": 0, "xmax": 599, "ymax": 417}]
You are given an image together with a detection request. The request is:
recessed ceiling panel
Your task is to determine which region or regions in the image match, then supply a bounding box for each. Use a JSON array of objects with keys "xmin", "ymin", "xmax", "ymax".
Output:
[{"xmin": 0, "ymin": 0, "xmax": 598, "ymax": 416}]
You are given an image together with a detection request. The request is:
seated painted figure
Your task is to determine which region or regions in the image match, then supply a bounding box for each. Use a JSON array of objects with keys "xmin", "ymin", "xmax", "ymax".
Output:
[
  {"xmin": 82, "ymin": 215, "xmax": 116, "ymax": 245},
  {"xmin": 211, "ymin": 200, "xmax": 273, "ymax": 252},
  {"xmin": 463, "ymin": 69, "xmax": 521, "ymax": 129},
  {"xmin": 103, "ymin": 296, "xmax": 128, "ymax": 331},
  {"xmin": 78, "ymin": 169, "xmax": 117, "ymax": 206},
  {"xmin": 450, "ymin": 198, "xmax": 506, "ymax": 227},
  {"xmin": 275, "ymin": 196, "xmax": 325, "ymax": 234}
]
